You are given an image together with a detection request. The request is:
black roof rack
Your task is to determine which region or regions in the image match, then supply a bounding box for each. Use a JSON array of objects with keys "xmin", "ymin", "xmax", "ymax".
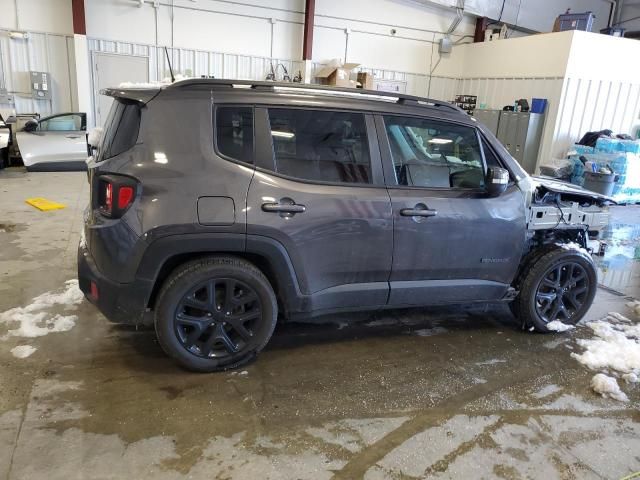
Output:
[{"xmin": 166, "ymin": 78, "xmax": 462, "ymax": 113}]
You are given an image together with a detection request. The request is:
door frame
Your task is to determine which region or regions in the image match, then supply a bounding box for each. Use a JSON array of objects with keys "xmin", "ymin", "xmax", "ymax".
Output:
[
  {"xmin": 372, "ymin": 112, "xmax": 525, "ymax": 306},
  {"xmin": 90, "ymin": 52, "xmax": 150, "ymax": 128}
]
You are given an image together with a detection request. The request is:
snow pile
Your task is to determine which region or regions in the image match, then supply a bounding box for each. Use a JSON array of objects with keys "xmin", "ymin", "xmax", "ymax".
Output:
[
  {"xmin": 627, "ymin": 300, "xmax": 640, "ymax": 318},
  {"xmin": 556, "ymin": 241, "xmax": 590, "ymax": 256},
  {"xmin": 87, "ymin": 127, "xmax": 103, "ymax": 147},
  {"xmin": 546, "ymin": 320, "xmax": 575, "ymax": 332},
  {"xmin": 570, "ymin": 312, "xmax": 639, "ymax": 402},
  {"xmin": 0, "ymin": 280, "xmax": 83, "ymax": 340},
  {"xmin": 571, "ymin": 315, "xmax": 640, "ymax": 373},
  {"xmin": 10, "ymin": 345, "xmax": 37, "ymax": 359},
  {"xmin": 590, "ymin": 373, "xmax": 628, "ymax": 402},
  {"xmin": 118, "ymin": 74, "xmax": 192, "ymax": 89}
]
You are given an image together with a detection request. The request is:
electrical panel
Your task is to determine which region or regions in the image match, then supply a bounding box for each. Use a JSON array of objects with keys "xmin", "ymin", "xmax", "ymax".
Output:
[
  {"xmin": 30, "ymin": 71, "xmax": 51, "ymax": 100},
  {"xmin": 0, "ymin": 88, "xmax": 14, "ymax": 105}
]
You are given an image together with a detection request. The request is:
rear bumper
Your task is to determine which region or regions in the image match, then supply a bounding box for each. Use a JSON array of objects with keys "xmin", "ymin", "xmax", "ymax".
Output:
[{"xmin": 77, "ymin": 241, "xmax": 153, "ymax": 325}]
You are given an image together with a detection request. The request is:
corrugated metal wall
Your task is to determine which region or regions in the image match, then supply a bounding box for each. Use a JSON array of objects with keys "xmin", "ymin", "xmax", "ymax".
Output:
[
  {"xmin": 0, "ymin": 28, "xmax": 75, "ymax": 117},
  {"xmin": 88, "ymin": 38, "xmax": 305, "ymax": 84},
  {"xmin": 553, "ymin": 77, "xmax": 640, "ymax": 158}
]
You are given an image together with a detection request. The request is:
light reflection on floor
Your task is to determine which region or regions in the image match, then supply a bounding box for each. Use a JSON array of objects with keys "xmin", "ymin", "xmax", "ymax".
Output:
[{"xmin": 594, "ymin": 205, "xmax": 640, "ymax": 297}]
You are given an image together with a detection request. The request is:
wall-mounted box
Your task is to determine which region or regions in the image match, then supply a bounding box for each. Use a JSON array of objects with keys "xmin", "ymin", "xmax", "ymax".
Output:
[{"xmin": 30, "ymin": 71, "xmax": 51, "ymax": 100}]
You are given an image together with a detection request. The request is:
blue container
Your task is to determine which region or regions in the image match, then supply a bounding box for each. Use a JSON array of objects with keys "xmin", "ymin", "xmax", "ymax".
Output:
[
  {"xmin": 531, "ymin": 98, "xmax": 547, "ymax": 114},
  {"xmin": 558, "ymin": 12, "xmax": 595, "ymax": 32}
]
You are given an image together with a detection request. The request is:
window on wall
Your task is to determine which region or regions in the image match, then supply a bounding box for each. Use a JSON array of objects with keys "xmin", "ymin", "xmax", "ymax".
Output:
[
  {"xmin": 384, "ymin": 115, "xmax": 486, "ymax": 189},
  {"xmin": 216, "ymin": 106, "xmax": 254, "ymax": 164},
  {"xmin": 268, "ymin": 108, "xmax": 371, "ymax": 184}
]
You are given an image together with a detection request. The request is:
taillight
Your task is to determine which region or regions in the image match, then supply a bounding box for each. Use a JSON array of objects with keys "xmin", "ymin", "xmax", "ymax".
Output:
[
  {"xmin": 105, "ymin": 183, "xmax": 113, "ymax": 212},
  {"xmin": 98, "ymin": 175, "xmax": 137, "ymax": 218},
  {"xmin": 118, "ymin": 186, "xmax": 134, "ymax": 210}
]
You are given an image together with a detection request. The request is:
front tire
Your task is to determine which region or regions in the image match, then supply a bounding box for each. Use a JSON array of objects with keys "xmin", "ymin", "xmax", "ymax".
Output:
[
  {"xmin": 155, "ymin": 256, "xmax": 277, "ymax": 372},
  {"xmin": 514, "ymin": 246, "xmax": 597, "ymax": 332}
]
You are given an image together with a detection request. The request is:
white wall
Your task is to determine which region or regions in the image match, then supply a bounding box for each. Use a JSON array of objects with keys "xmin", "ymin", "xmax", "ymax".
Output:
[
  {"xmin": 552, "ymin": 31, "xmax": 640, "ymax": 159},
  {"xmin": 447, "ymin": 30, "xmax": 640, "ymax": 170},
  {"xmin": 84, "ymin": 0, "xmax": 476, "ymax": 75},
  {"xmin": 0, "ymin": 0, "xmax": 73, "ymax": 34}
]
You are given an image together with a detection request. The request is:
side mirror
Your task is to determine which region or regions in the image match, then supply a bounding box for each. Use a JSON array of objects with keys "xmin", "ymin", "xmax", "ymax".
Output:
[
  {"xmin": 486, "ymin": 167, "xmax": 509, "ymax": 197},
  {"xmin": 23, "ymin": 119, "xmax": 38, "ymax": 132}
]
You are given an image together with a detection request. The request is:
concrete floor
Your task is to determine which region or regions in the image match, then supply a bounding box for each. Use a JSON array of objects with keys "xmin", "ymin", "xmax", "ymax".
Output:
[{"xmin": 0, "ymin": 169, "xmax": 639, "ymax": 480}]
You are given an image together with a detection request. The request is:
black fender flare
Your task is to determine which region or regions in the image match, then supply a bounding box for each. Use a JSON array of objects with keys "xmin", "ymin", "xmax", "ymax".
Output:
[{"xmin": 135, "ymin": 233, "xmax": 305, "ymax": 313}]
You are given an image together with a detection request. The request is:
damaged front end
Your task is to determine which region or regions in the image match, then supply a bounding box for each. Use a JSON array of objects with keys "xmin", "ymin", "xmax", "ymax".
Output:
[{"xmin": 520, "ymin": 176, "xmax": 613, "ymax": 253}]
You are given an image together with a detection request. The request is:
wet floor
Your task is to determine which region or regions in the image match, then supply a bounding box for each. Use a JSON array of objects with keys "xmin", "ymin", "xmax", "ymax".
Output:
[{"xmin": 0, "ymin": 170, "xmax": 639, "ymax": 480}]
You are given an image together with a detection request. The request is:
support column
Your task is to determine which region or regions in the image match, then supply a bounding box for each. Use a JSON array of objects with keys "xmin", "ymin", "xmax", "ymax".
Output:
[
  {"xmin": 71, "ymin": 0, "xmax": 93, "ymax": 127},
  {"xmin": 302, "ymin": 0, "xmax": 315, "ymax": 60}
]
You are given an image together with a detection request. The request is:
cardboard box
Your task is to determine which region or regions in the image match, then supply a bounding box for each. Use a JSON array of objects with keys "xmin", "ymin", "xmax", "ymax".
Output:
[
  {"xmin": 357, "ymin": 72, "xmax": 374, "ymax": 90},
  {"xmin": 315, "ymin": 61, "xmax": 359, "ymax": 88}
]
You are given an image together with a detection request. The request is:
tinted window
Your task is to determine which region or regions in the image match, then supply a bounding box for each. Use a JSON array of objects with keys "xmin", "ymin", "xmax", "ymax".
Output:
[
  {"xmin": 216, "ymin": 107, "xmax": 254, "ymax": 164},
  {"xmin": 384, "ymin": 116, "xmax": 485, "ymax": 189},
  {"xmin": 39, "ymin": 113, "xmax": 84, "ymax": 131},
  {"xmin": 100, "ymin": 100, "xmax": 141, "ymax": 161},
  {"xmin": 268, "ymin": 108, "xmax": 371, "ymax": 184}
]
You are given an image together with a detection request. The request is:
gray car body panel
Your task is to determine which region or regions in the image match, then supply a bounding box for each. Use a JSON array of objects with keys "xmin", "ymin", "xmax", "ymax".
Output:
[{"xmin": 79, "ymin": 80, "xmax": 609, "ymax": 324}]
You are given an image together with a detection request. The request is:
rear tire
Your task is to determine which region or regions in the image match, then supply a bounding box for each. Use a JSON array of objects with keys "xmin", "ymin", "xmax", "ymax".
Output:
[
  {"xmin": 514, "ymin": 246, "xmax": 597, "ymax": 333},
  {"xmin": 155, "ymin": 256, "xmax": 277, "ymax": 372}
]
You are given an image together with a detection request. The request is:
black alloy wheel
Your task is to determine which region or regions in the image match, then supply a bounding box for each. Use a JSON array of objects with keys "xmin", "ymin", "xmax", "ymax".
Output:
[
  {"xmin": 175, "ymin": 278, "xmax": 261, "ymax": 359},
  {"xmin": 534, "ymin": 262, "xmax": 590, "ymax": 324},
  {"xmin": 155, "ymin": 256, "xmax": 278, "ymax": 372},
  {"xmin": 512, "ymin": 246, "xmax": 597, "ymax": 332}
]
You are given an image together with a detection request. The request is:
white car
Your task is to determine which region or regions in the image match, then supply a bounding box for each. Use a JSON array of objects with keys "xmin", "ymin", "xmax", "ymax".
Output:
[
  {"xmin": 16, "ymin": 112, "xmax": 88, "ymax": 171},
  {"xmin": 0, "ymin": 120, "xmax": 9, "ymax": 157}
]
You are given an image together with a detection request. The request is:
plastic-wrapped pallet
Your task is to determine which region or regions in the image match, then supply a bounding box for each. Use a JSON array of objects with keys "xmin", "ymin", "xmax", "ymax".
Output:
[
  {"xmin": 595, "ymin": 137, "xmax": 640, "ymax": 154},
  {"xmin": 571, "ymin": 144, "xmax": 595, "ymax": 155}
]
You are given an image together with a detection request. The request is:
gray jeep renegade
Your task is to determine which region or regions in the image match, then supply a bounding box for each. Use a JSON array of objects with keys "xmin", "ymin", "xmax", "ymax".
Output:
[{"xmin": 78, "ymin": 79, "xmax": 611, "ymax": 372}]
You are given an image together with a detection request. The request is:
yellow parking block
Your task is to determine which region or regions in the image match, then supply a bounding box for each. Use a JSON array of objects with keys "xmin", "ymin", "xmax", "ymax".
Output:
[{"xmin": 25, "ymin": 197, "xmax": 67, "ymax": 211}]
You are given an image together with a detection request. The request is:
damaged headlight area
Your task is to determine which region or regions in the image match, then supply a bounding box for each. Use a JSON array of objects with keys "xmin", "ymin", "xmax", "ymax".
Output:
[{"xmin": 525, "ymin": 178, "xmax": 612, "ymax": 253}]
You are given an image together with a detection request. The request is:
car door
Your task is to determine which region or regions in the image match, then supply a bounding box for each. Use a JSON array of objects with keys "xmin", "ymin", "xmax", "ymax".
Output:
[
  {"xmin": 376, "ymin": 114, "xmax": 526, "ymax": 306},
  {"xmin": 17, "ymin": 112, "xmax": 87, "ymax": 169},
  {"xmin": 246, "ymin": 107, "xmax": 393, "ymax": 312}
]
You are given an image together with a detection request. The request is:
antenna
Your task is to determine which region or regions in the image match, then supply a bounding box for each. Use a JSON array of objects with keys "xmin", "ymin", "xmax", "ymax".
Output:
[{"xmin": 164, "ymin": 46, "xmax": 175, "ymax": 83}]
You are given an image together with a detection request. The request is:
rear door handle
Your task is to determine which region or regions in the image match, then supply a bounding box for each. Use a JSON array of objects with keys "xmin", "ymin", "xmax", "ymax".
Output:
[
  {"xmin": 400, "ymin": 207, "xmax": 437, "ymax": 217},
  {"xmin": 65, "ymin": 135, "xmax": 81, "ymax": 139},
  {"xmin": 262, "ymin": 202, "xmax": 306, "ymax": 214}
]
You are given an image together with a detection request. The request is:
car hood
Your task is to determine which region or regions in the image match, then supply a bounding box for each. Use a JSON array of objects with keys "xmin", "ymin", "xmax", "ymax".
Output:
[{"xmin": 532, "ymin": 175, "xmax": 615, "ymax": 204}]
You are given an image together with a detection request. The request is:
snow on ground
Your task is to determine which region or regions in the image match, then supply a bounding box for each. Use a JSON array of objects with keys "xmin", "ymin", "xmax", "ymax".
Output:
[
  {"xmin": 0, "ymin": 280, "xmax": 83, "ymax": 341},
  {"xmin": 413, "ymin": 326, "xmax": 448, "ymax": 337},
  {"xmin": 627, "ymin": 301, "xmax": 640, "ymax": 318},
  {"xmin": 546, "ymin": 320, "xmax": 575, "ymax": 332},
  {"xmin": 571, "ymin": 314, "xmax": 640, "ymax": 374},
  {"xmin": 10, "ymin": 345, "xmax": 37, "ymax": 358},
  {"xmin": 570, "ymin": 312, "xmax": 640, "ymax": 402},
  {"xmin": 590, "ymin": 373, "xmax": 629, "ymax": 402},
  {"xmin": 475, "ymin": 359, "xmax": 507, "ymax": 366}
]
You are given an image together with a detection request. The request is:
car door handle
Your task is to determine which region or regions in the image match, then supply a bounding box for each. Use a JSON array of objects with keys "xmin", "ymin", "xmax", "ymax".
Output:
[
  {"xmin": 400, "ymin": 207, "xmax": 437, "ymax": 217},
  {"xmin": 262, "ymin": 202, "xmax": 306, "ymax": 214},
  {"xmin": 65, "ymin": 135, "xmax": 81, "ymax": 139}
]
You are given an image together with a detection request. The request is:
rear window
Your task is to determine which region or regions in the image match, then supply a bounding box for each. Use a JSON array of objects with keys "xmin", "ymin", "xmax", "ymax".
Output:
[
  {"xmin": 99, "ymin": 100, "xmax": 141, "ymax": 161},
  {"xmin": 215, "ymin": 106, "xmax": 254, "ymax": 164}
]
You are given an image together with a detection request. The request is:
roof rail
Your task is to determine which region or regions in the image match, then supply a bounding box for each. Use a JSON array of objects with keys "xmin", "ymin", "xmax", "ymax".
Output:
[{"xmin": 166, "ymin": 78, "xmax": 462, "ymax": 113}]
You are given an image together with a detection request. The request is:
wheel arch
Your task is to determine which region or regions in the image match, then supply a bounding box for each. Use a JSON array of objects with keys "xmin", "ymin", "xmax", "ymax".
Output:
[{"xmin": 138, "ymin": 233, "xmax": 303, "ymax": 316}]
